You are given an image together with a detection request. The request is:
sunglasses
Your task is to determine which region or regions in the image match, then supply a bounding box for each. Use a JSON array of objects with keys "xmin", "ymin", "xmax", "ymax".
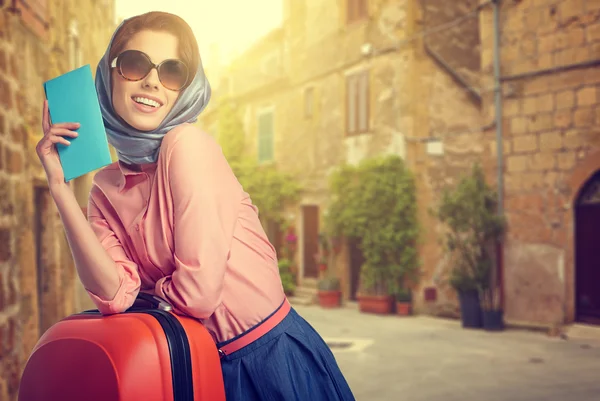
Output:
[{"xmin": 111, "ymin": 50, "xmax": 189, "ymax": 91}]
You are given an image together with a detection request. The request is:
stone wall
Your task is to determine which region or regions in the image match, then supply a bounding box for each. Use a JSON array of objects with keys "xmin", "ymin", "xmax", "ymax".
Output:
[
  {"xmin": 0, "ymin": 2, "xmax": 115, "ymax": 399},
  {"xmin": 480, "ymin": 0, "xmax": 600, "ymax": 326},
  {"xmin": 200, "ymin": 0, "xmax": 488, "ymax": 307}
]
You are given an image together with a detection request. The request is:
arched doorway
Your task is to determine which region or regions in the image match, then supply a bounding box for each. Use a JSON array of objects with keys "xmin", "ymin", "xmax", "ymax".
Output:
[{"xmin": 575, "ymin": 170, "xmax": 600, "ymax": 324}]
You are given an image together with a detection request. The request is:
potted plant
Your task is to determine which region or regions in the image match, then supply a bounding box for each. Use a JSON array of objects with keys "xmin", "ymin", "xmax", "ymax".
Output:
[
  {"xmin": 434, "ymin": 163, "xmax": 506, "ymax": 329},
  {"xmin": 325, "ymin": 155, "xmax": 420, "ymax": 316},
  {"xmin": 317, "ymin": 276, "xmax": 341, "ymax": 308},
  {"xmin": 394, "ymin": 288, "xmax": 412, "ymax": 316},
  {"xmin": 481, "ymin": 285, "xmax": 504, "ymax": 331},
  {"xmin": 356, "ymin": 265, "xmax": 394, "ymax": 314},
  {"xmin": 450, "ymin": 267, "xmax": 483, "ymax": 328}
]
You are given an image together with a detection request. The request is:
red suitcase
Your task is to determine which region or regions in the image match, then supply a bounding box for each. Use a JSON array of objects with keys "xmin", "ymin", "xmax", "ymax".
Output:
[{"xmin": 18, "ymin": 293, "xmax": 226, "ymax": 401}]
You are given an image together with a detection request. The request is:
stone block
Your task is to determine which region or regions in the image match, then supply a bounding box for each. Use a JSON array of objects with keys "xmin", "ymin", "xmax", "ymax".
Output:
[
  {"xmin": 576, "ymin": 86, "xmax": 597, "ymax": 106},
  {"xmin": 587, "ymin": 23, "xmax": 600, "ymax": 42},
  {"xmin": 574, "ymin": 107, "xmax": 595, "ymax": 127},
  {"xmin": 522, "ymin": 97, "xmax": 537, "ymax": 115},
  {"xmin": 556, "ymin": 27, "xmax": 585, "ymax": 50},
  {"xmin": 527, "ymin": 113, "xmax": 553, "ymax": 132},
  {"xmin": 0, "ymin": 48, "xmax": 5, "ymax": 74},
  {"xmin": 504, "ymin": 98, "xmax": 521, "ymax": 117},
  {"xmin": 530, "ymin": 152, "xmax": 556, "ymax": 171},
  {"xmin": 564, "ymin": 129, "xmax": 587, "ymax": 149},
  {"xmin": 554, "ymin": 47, "xmax": 590, "ymax": 68},
  {"xmin": 520, "ymin": 172, "xmax": 545, "ymax": 190},
  {"xmin": 588, "ymin": 0, "xmax": 600, "ymax": 11},
  {"xmin": 513, "ymin": 134, "xmax": 538, "ymax": 153},
  {"xmin": 558, "ymin": 151, "xmax": 577, "ymax": 170},
  {"xmin": 537, "ymin": 53, "xmax": 554, "ymax": 70},
  {"xmin": 559, "ymin": 0, "xmax": 585, "ymax": 21},
  {"xmin": 507, "ymin": 155, "xmax": 528, "ymax": 172},
  {"xmin": 510, "ymin": 116, "xmax": 528, "ymax": 135},
  {"xmin": 536, "ymin": 93, "xmax": 554, "ymax": 112},
  {"xmin": 8, "ymin": 149, "xmax": 22, "ymax": 174},
  {"xmin": 555, "ymin": 90, "xmax": 575, "ymax": 109},
  {"xmin": 538, "ymin": 35, "xmax": 555, "ymax": 54},
  {"xmin": 554, "ymin": 110, "xmax": 573, "ymax": 128},
  {"xmin": 0, "ymin": 77, "xmax": 12, "ymax": 110},
  {"xmin": 540, "ymin": 130, "xmax": 563, "ymax": 151},
  {"xmin": 519, "ymin": 36, "xmax": 537, "ymax": 57},
  {"xmin": 0, "ymin": 229, "xmax": 11, "ymax": 262}
]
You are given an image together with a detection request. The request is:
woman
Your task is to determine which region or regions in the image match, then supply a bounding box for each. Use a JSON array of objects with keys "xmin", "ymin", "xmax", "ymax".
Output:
[{"xmin": 35, "ymin": 11, "xmax": 355, "ymax": 401}]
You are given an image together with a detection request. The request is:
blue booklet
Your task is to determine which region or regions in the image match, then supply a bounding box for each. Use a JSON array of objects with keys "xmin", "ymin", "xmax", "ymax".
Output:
[{"xmin": 43, "ymin": 64, "xmax": 112, "ymax": 182}]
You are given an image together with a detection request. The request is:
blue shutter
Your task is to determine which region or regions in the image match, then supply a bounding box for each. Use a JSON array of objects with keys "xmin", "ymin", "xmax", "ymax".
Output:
[{"xmin": 258, "ymin": 112, "xmax": 274, "ymax": 162}]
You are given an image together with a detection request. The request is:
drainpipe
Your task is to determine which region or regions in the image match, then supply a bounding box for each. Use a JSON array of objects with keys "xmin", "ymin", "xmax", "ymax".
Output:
[
  {"xmin": 492, "ymin": 0, "xmax": 503, "ymax": 216},
  {"xmin": 491, "ymin": 0, "xmax": 505, "ymax": 309}
]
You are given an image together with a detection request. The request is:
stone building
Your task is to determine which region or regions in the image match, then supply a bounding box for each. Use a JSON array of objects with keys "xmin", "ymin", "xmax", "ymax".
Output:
[
  {"xmin": 482, "ymin": 0, "xmax": 600, "ymax": 327},
  {"xmin": 202, "ymin": 0, "xmax": 600, "ymax": 330},
  {"xmin": 0, "ymin": 1, "xmax": 115, "ymax": 399},
  {"xmin": 201, "ymin": 0, "xmax": 486, "ymax": 313}
]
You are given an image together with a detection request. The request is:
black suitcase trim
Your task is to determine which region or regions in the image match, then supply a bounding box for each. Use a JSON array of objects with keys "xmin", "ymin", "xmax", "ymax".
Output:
[{"xmin": 80, "ymin": 309, "xmax": 194, "ymax": 401}]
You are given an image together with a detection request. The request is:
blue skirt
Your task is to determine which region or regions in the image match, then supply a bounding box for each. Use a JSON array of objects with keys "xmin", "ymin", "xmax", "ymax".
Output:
[{"xmin": 217, "ymin": 306, "xmax": 355, "ymax": 401}]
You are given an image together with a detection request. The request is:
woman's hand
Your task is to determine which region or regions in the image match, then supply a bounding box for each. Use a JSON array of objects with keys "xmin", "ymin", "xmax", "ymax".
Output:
[{"xmin": 36, "ymin": 100, "xmax": 80, "ymax": 187}]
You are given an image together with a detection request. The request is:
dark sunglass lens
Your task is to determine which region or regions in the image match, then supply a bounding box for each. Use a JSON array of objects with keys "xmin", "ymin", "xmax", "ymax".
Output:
[
  {"xmin": 159, "ymin": 60, "xmax": 189, "ymax": 90},
  {"xmin": 119, "ymin": 51, "xmax": 151, "ymax": 81}
]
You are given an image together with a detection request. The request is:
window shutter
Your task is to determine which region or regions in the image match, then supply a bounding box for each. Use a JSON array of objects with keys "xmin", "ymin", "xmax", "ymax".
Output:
[
  {"xmin": 347, "ymin": 75, "xmax": 357, "ymax": 135},
  {"xmin": 358, "ymin": 73, "xmax": 368, "ymax": 132},
  {"xmin": 258, "ymin": 112, "xmax": 274, "ymax": 162}
]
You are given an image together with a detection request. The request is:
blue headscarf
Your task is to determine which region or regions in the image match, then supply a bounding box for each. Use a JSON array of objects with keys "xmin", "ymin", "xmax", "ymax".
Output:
[{"xmin": 95, "ymin": 18, "xmax": 212, "ymax": 165}]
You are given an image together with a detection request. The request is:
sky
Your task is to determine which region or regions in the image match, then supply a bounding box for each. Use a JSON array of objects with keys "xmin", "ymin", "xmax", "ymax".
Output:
[{"xmin": 115, "ymin": 0, "xmax": 283, "ymax": 66}]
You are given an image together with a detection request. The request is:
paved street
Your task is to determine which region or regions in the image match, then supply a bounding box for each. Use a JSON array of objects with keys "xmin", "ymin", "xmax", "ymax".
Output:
[{"xmin": 294, "ymin": 304, "xmax": 600, "ymax": 401}]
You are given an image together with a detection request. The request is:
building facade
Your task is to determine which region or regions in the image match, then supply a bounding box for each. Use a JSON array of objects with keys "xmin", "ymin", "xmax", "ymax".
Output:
[
  {"xmin": 0, "ymin": 1, "xmax": 115, "ymax": 399},
  {"xmin": 202, "ymin": 0, "xmax": 600, "ymax": 329}
]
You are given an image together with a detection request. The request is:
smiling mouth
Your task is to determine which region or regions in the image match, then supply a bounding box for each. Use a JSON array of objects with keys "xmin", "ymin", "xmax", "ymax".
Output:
[{"xmin": 131, "ymin": 96, "xmax": 163, "ymax": 109}]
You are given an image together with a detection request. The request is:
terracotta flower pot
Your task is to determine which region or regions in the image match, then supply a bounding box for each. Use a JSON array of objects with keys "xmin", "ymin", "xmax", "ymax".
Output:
[
  {"xmin": 396, "ymin": 301, "xmax": 411, "ymax": 316},
  {"xmin": 357, "ymin": 294, "xmax": 393, "ymax": 314},
  {"xmin": 318, "ymin": 290, "xmax": 341, "ymax": 308}
]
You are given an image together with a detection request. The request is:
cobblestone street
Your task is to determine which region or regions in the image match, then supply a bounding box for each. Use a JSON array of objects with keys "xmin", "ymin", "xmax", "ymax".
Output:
[{"xmin": 294, "ymin": 304, "xmax": 600, "ymax": 401}]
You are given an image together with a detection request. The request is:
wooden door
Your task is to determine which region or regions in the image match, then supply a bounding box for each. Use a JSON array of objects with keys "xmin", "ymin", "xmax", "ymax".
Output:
[
  {"xmin": 575, "ymin": 172, "xmax": 600, "ymax": 324},
  {"xmin": 302, "ymin": 205, "xmax": 319, "ymax": 278},
  {"xmin": 576, "ymin": 204, "xmax": 600, "ymax": 323}
]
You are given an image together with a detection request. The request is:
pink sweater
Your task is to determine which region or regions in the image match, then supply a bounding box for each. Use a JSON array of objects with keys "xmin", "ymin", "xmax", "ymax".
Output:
[{"xmin": 86, "ymin": 123, "xmax": 285, "ymax": 343}]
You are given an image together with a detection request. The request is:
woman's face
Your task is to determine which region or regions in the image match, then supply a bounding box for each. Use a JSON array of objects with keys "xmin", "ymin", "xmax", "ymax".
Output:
[{"xmin": 112, "ymin": 30, "xmax": 182, "ymax": 131}]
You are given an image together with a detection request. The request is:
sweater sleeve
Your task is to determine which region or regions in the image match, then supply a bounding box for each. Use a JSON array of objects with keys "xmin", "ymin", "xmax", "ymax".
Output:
[
  {"xmin": 153, "ymin": 127, "xmax": 242, "ymax": 319},
  {"xmin": 86, "ymin": 195, "xmax": 141, "ymax": 314}
]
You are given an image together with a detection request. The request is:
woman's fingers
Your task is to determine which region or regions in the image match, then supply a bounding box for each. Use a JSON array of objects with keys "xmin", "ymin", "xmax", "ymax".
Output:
[
  {"xmin": 49, "ymin": 127, "xmax": 79, "ymax": 138},
  {"xmin": 47, "ymin": 135, "xmax": 71, "ymax": 147},
  {"xmin": 52, "ymin": 122, "xmax": 80, "ymax": 130}
]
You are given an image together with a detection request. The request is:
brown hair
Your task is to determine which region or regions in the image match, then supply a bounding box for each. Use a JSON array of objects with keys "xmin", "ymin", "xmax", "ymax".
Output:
[{"xmin": 109, "ymin": 11, "xmax": 200, "ymax": 81}]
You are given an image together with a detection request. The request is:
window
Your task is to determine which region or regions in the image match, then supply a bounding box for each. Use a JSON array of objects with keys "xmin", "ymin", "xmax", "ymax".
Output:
[
  {"xmin": 347, "ymin": 0, "xmax": 368, "ymax": 24},
  {"xmin": 257, "ymin": 111, "xmax": 274, "ymax": 162},
  {"xmin": 346, "ymin": 71, "xmax": 369, "ymax": 135},
  {"xmin": 16, "ymin": 0, "xmax": 49, "ymax": 39},
  {"xmin": 304, "ymin": 87, "xmax": 314, "ymax": 118}
]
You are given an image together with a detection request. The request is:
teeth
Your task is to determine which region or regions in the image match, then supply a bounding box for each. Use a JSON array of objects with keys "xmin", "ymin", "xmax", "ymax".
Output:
[{"xmin": 133, "ymin": 97, "xmax": 161, "ymax": 108}]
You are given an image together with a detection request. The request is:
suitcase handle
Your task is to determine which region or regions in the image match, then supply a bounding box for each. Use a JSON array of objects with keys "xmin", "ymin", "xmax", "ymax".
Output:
[{"xmin": 130, "ymin": 293, "xmax": 173, "ymax": 312}]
